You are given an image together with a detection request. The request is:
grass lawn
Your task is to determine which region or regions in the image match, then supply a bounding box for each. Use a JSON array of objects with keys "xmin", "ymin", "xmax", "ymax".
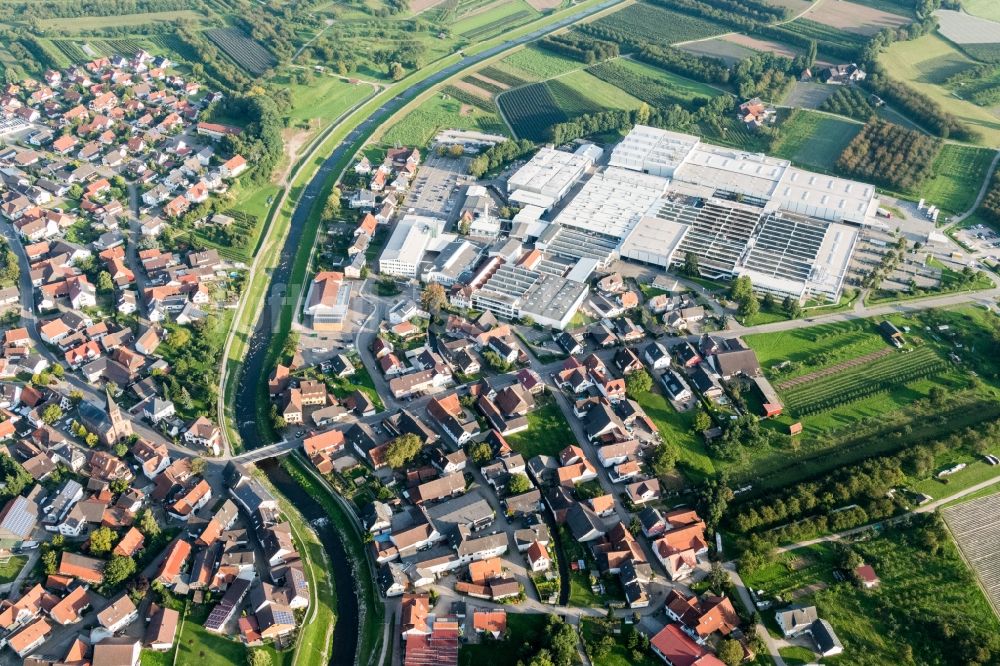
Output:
[
  {"xmin": 580, "ymin": 618, "xmax": 662, "ymax": 666},
  {"xmin": 742, "ymin": 542, "xmax": 839, "ymax": 599},
  {"xmin": 330, "ymin": 364, "xmax": 385, "ymax": 411},
  {"xmin": 140, "ymin": 649, "xmax": 175, "ymax": 666},
  {"xmin": 459, "ymin": 613, "xmax": 552, "ymax": 666},
  {"xmin": 506, "ymin": 400, "xmax": 576, "ymax": 458},
  {"xmin": 499, "ymin": 45, "xmax": 582, "ymax": 81},
  {"xmin": 568, "ymin": 571, "xmax": 604, "ymax": 607},
  {"xmin": 908, "ymin": 143, "xmax": 997, "ymax": 217},
  {"xmin": 634, "ymin": 386, "xmax": 715, "ymax": 481},
  {"xmin": 773, "ymin": 110, "xmax": 862, "ymax": 172},
  {"xmin": 879, "ymin": 34, "xmax": 1000, "ymax": 148},
  {"xmin": 0, "ymin": 555, "xmax": 26, "ymax": 584},
  {"xmin": 779, "ymin": 645, "xmax": 818, "ymax": 665},
  {"xmin": 379, "ymin": 93, "xmax": 507, "ymax": 147},
  {"xmin": 285, "ymin": 76, "xmax": 374, "ymax": 125},
  {"xmin": 910, "ymin": 457, "xmax": 1000, "ymax": 500},
  {"xmin": 175, "ymin": 605, "xmax": 245, "ymax": 665}
]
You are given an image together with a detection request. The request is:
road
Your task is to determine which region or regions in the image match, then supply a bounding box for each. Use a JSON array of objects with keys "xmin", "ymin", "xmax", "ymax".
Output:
[
  {"xmin": 229, "ymin": 0, "xmax": 630, "ymax": 456},
  {"xmin": 725, "ymin": 563, "xmax": 787, "ymax": 666},
  {"xmin": 776, "ymin": 471, "xmax": 1000, "ymax": 554}
]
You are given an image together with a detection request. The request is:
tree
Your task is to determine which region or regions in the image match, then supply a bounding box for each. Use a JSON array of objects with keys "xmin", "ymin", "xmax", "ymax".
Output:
[
  {"xmin": 683, "ymin": 251, "xmax": 700, "ymax": 277},
  {"xmin": 708, "ymin": 561, "xmax": 730, "ymax": 592},
  {"xmin": 110, "ymin": 478, "xmax": 130, "ymax": 494},
  {"xmin": 42, "ymin": 549, "xmax": 57, "ymax": 575},
  {"xmin": 113, "ymin": 442, "xmax": 128, "ymax": 458},
  {"xmin": 781, "ymin": 295, "xmax": 802, "ymax": 318},
  {"xmin": 322, "ymin": 187, "xmax": 342, "ymax": 222},
  {"xmin": 468, "ymin": 441, "xmax": 493, "ymax": 464},
  {"xmin": 729, "ymin": 275, "xmax": 753, "ymax": 303},
  {"xmin": 85, "ymin": 433, "xmax": 99, "ymax": 448},
  {"xmin": 508, "ymin": 473, "xmax": 532, "ymax": 495},
  {"xmin": 138, "ymin": 508, "xmax": 161, "ymax": 537},
  {"xmin": 103, "ymin": 555, "xmax": 136, "ymax": 587},
  {"xmin": 738, "ymin": 295, "xmax": 759, "ymax": 319},
  {"xmin": 167, "ymin": 327, "xmax": 191, "ymax": 348},
  {"xmin": 248, "ymin": 649, "xmax": 273, "ymax": 666},
  {"xmin": 390, "ymin": 62, "xmax": 405, "ymax": 80},
  {"xmin": 190, "ymin": 457, "xmax": 207, "ymax": 475},
  {"xmin": 385, "ymin": 433, "xmax": 422, "ymax": 469},
  {"xmin": 762, "ymin": 292, "xmax": 775, "ymax": 310},
  {"xmin": 421, "ymin": 283, "xmax": 447, "ymax": 315},
  {"xmin": 97, "ymin": 270, "xmax": 114, "ymax": 293},
  {"xmin": 718, "ymin": 639, "xmax": 744, "ymax": 666},
  {"xmin": 51, "ymin": 363, "xmax": 64, "ymax": 378},
  {"xmin": 651, "ymin": 442, "xmax": 678, "ymax": 478},
  {"xmin": 693, "ymin": 409, "xmax": 713, "ymax": 433},
  {"xmin": 41, "ymin": 403, "xmax": 63, "ymax": 425},
  {"xmin": 89, "ymin": 526, "xmax": 116, "ymax": 555},
  {"xmin": 69, "ymin": 389, "xmax": 83, "ymax": 405},
  {"xmin": 624, "ymin": 369, "xmax": 652, "ymax": 397}
]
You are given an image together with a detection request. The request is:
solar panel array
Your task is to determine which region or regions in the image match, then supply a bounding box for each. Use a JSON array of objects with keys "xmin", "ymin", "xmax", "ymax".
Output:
[{"xmin": 743, "ymin": 212, "xmax": 827, "ymax": 284}]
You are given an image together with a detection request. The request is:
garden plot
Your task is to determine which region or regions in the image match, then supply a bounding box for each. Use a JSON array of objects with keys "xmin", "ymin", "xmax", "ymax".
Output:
[
  {"xmin": 942, "ymin": 491, "xmax": 1000, "ymax": 614},
  {"xmin": 800, "ymin": 0, "xmax": 911, "ymax": 35},
  {"xmin": 935, "ymin": 9, "xmax": 1000, "ymax": 44}
]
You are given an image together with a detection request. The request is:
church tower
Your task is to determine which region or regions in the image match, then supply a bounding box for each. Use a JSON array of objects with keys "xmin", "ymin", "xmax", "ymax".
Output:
[{"xmin": 107, "ymin": 388, "xmax": 133, "ymax": 442}]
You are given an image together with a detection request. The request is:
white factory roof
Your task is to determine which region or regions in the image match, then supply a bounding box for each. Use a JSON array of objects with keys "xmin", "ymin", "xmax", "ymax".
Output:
[
  {"xmin": 509, "ymin": 189, "xmax": 556, "ymax": 210},
  {"xmin": 610, "ymin": 125, "xmax": 879, "ymax": 226},
  {"xmin": 380, "ymin": 214, "xmax": 446, "ymax": 265},
  {"xmin": 620, "ymin": 214, "xmax": 690, "ymax": 267},
  {"xmin": 506, "ymin": 146, "xmax": 593, "ymax": 199},
  {"xmin": 552, "ymin": 166, "xmax": 669, "ymax": 239},
  {"xmin": 608, "ymin": 125, "xmax": 700, "ymax": 177}
]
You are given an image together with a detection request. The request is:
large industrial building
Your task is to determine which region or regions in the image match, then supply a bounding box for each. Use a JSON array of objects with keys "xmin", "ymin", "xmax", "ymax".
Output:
[
  {"xmin": 505, "ymin": 144, "xmax": 601, "ymax": 211},
  {"xmin": 538, "ymin": 125, "xmax": 881, "ymax": 302},
  {"xmin": 378, "ymin": 215, "xmax": 455, "ymax": 278}
]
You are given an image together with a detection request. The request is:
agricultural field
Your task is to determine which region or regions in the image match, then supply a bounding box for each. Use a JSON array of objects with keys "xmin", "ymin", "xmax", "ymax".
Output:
[
  {"xmin": 451, "ymin": 0, "xmax": 539, "ymax": 39},
  {"xmin": 845, "ymin": 0, "xmax": 914, "ymax": 16},
  {"xmin": 721, "ymin": 33, "xmax": 802, "ymax": 61},
  {"xmin": 282, "ymin": 76, "xmax": 374, "ymax": 126},
  {"xmin": 588, "ymin": 2, "xmax": 729, "ymax": 47},
  {"xmin": 205, "ymin": 27, "xmax": 276, "ymax": 75},
  {"xmin": 964, "ymin": 0, "xmax": 1000, "ymax": 22},
  {"xmin": 943, "ymin": 492, "xmax": 1000, "ymax": 615},
  {"xmin": 697, "ymin": 115, "xmax": 773, "ymax": 153},
  {"xmin": 546, "ymin": 69, "xmax": 644, "ymax": 115},
  {"xmin": 381, "ymin": 92, "xmax": 508, "ymax": 147},
  {"xmin": 779, "ymin": 18, "xmax": 869, "ymax": 49},
  {"xmin": 782, "ymin": 81, "xmax": 837, "ymax": 109},
  {"xmin": 935, "ymin": 9, "xmax": 1000, "ymax": 45},
  {"xmin": 677, "ymin": 38, "xmax": 756, "ymax": 66},
  {"xmin": 749, "ymin": 517, "xmax": 1000, "ymax": 666},
  {"xmin": 586, "ymin": 58, "xmax": 721, "ymax": 109},
  {"xmin": 497, "ymin": 45, "xmax": 581, "ymax": 81},
  {"xmin": 798, "ymin": 0, "xmax": 911, "ymax": 35},
  {"xmin": 497, "ymin": 82, "xmax": 568, "ymax": 141},
  {"xmin": 773, "ymin": 110, "xmax": 862, "ymax": 172},
  {"xmin": 879, "ymin": 34, "xmax": 1000, "ymax": 147},
  {"xmin": 38, "ymin": 9, "xmax": 209, "ymax": 30},
  {"xmin": 911, "ymin": 144, "xmax": 996, "ymax": 217}
]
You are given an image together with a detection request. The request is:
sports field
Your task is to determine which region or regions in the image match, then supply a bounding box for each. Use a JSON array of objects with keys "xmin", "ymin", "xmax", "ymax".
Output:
[
  {"xmin": 879, "ymin": 34, "xmax": 1000, "ymax": 147},
  {"xmin": 773, "ymin": 110, "xmax": 862, "ymax": 172}
]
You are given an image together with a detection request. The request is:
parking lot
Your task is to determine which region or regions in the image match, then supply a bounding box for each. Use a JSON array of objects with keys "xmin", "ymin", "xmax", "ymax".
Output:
[{"xmin": 402, "ymin": 152, "xmax": 471, "ymax": 222}]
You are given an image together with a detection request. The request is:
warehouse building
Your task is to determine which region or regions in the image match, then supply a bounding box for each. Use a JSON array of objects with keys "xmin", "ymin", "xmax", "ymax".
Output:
[{"xmin": 506, "ymin": 144, "xmax": 600, "ymax": 211}]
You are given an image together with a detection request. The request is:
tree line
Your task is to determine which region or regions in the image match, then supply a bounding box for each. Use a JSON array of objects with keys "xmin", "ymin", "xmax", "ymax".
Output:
[
  {"xmin": 819, "ymin": 86, "xmax": 876, "ymax": 121},
  {"xmin": 468, "ymin": 138, "xmax": 535, "ymax": 178},
  {"xmin": 209, "ymin": 92, "xmax": 286, "ymax": 186},
  {"xmin": 633, "ymin": 45, "xmax": 730, "ymax": 85},
  {"xmin": 836, "ymin": 120, "xmax": 942, "ymax": 192},
  {"xmin": 539, "ymin": 33, "xmax": 619, "ymax": 65},
  {"xmin": 647, "ymin": 0, "xmax": 787, "ymax": 31}
]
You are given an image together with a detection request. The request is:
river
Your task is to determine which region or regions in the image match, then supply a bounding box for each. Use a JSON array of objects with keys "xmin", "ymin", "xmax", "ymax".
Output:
[{"xmin": 230, "ymin": 4, "xmax": 627, "ymax": 665}]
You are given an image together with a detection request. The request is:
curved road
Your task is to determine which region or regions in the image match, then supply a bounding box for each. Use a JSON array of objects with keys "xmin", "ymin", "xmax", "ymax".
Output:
[{"xmin": 233, "ymin": 0, "xmax": 626, "ymax": 451}]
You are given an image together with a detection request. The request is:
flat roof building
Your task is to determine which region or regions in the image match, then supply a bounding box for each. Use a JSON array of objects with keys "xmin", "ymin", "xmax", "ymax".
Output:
[
  {"xmin": 379, "ymin": 215, "xmax": 451, "ymax": 278},
  {"xmin": 506, "ymin": 146, "xmax": 595, "ymax": 207}
]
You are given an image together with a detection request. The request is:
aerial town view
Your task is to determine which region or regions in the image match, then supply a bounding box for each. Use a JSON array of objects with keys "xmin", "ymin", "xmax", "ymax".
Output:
[{"xmin": 2, "ymin": 0, "xmax": 1000, "ymax": 664}]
